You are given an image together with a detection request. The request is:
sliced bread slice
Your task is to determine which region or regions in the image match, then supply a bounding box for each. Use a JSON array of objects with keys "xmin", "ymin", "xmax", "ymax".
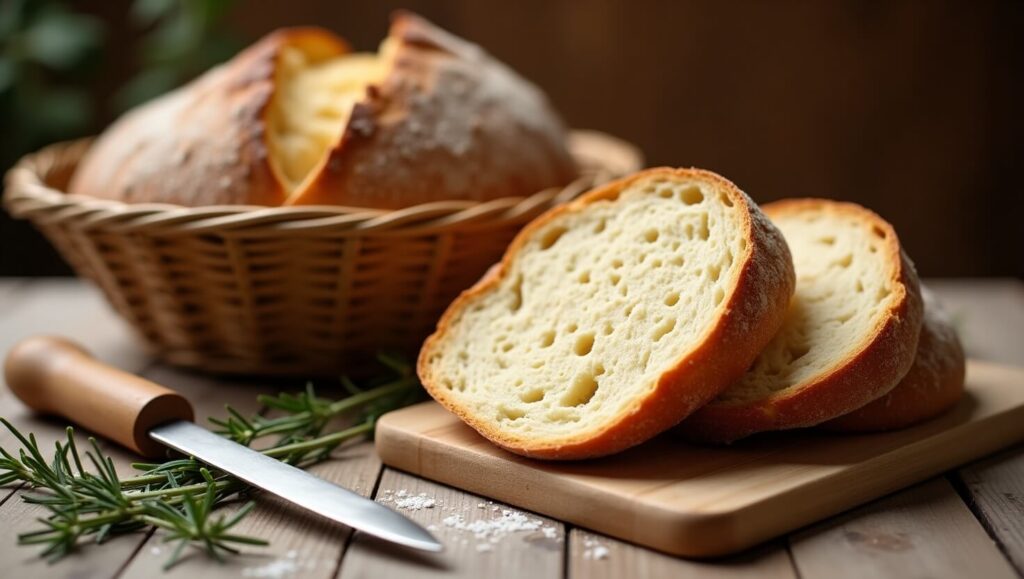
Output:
[
  {"xmin": 418, "ymin": 168, "xmax": 795, "ymax": 459},
  {"xmin": 822, "ymin": 289, "xmax": 965, "ymax": 432},
  {"xmin": 679, "ymin": 198, "xmax": 924, "ymax": 443}
]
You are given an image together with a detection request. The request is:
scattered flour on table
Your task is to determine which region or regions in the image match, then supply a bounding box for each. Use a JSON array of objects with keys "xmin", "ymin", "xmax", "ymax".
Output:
[
  {"xmin": 380, "ymin": 491, "xmax": 560, "ymax": 554},
  {"xmin": 583, "ymin": 537, "xmax": 610, "ymax": 560},
  {"xmin": 242, "ymin": 549, "xmax": 317, "ymax": 578},
  {"xmin": 241, "ymin": 559, "xmax": 298, "ymax": 578},
  {"xmin": 440, "ymin": 508, "xmax": 560, "ymax": 553},
  {"xmin": 379, "ymin": 489, "xmax": 437, "ymax": 510}
]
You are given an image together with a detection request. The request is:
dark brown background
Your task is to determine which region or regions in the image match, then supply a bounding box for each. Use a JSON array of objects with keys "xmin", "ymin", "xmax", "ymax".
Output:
[{"xmin": 2, "ymin": 1, "xmax": 1021, "ymax": 277}]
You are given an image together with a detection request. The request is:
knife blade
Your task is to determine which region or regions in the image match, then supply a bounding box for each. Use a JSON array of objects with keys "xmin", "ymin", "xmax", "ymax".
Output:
[{"xmin": 3, "ymin": 336, "xmax": 442, "ymax": 552}]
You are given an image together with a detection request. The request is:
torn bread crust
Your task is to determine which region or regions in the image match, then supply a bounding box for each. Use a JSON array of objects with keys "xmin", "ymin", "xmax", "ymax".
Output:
[
  {"xmin": 679, "ymin": 199, "xmax": 924, "ymax": 443},
  {"xmin": 70, "ymin": 12, "xmax": 576, "ymax": 209},
  {"xmin": 418, "ymin": 168, "xmax": 796, "ymax": 459}
]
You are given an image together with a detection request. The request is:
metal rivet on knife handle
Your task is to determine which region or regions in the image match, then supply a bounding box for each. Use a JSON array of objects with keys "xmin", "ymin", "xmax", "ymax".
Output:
[{"xmin": 4, "ymin": 336, "xmax": 195, "ymax": 457}]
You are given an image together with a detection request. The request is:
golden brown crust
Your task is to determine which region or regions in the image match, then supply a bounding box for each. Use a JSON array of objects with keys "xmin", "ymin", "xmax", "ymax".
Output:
[
  {"xmin": 821, "ymin": 294, "xmax": 965, "ymax": 432},
  {"xmin": 69, "ymin": 13, "xmax": 577, "ymax": 209},
  {"xmin": 679, "ymin": 199, "xmax": 924, "ymax": 443},
  {"xmin": 417, "ymin": 167, "xmax": 796, "ymax": 459},
  {"xmin": 69, "ymin": 28, "xmax": 346, "ymax": 206}
]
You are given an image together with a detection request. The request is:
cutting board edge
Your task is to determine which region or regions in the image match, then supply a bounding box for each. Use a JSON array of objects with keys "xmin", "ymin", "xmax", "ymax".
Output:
[
  {"xmin": 377, "ymin": 407, "xmax": 1024, "ymax": 557},
  {"xmin": 377, "ymin": 360, "xmax": 1024, "ymax": 557},
  {"xmin": 711, "ymin": 401, "xmax": 1024, "ymax": 556}
]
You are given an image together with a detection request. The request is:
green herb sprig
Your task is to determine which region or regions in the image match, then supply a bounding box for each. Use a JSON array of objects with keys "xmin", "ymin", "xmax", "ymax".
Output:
[{"xmin": 0, "ymin": 353, "xmax": 423, "ymax": 569}]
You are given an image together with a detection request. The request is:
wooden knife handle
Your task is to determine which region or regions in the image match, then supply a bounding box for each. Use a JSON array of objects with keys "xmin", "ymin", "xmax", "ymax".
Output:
[{"xmin": 3, "ymin": 336, "xmax": 194, "ymax": 457}]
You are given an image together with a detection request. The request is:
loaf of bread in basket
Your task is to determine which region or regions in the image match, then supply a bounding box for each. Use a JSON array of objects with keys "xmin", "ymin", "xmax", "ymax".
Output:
[
  {"xmin": 69, "ymin": 12, "xmax": 578, "ymax": 209},
  {"xmin": 4, "ymin": 12, "xmax": 641, "ymax": 376}
]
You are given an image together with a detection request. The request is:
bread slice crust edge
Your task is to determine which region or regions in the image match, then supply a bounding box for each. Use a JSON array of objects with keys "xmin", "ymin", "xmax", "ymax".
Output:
[
  {"xmin": 417, "ymin": 167, "xmax": 796, "ymax": 459},
  {"xmin": 821, "ymin": 292, "xmax": 965, "ymax": 432},
  {"xmin": 679, "ymin": 198, "xmax": 925, "ymax": 443}
]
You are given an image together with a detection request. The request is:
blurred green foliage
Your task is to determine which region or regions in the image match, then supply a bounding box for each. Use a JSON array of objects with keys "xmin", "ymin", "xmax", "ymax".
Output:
[
  {"xmin": 0, "ymin": 0, "xmax": 102, "ymax": 164},
  {"xmin": 116, "ymin": 0, "xmax": 241, "ymax": 111},
  {"xmin": 0, "ymin": 0, "xmax": 241, "ymax": 170}
]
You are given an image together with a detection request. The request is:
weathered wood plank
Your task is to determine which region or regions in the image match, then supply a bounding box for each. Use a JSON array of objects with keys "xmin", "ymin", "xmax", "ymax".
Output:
[
  {"xmin": 789, "ymin": 477, "xmax": 1017, "ymax": 579},
  {"xmin": 568, "ymin": 529, "xmax": 796, "ymax": 579},
  {"xmin": 0, "ymin": 278, "xmax": 29, "ymax": 312},
  {"xmin": 930, "ymin": 279, "xmax": 1024, "ymax": 574},
  {"xmin": 960, "ymin": 450, "xmax": 1024, "ymax": 574},
  {"xmin": 928, "ymin": 279, "xmax": 1024, "ymax": 366},
  {"xmin": 339, "ymin": 468, "xmax": 565, "ymax": 579}
]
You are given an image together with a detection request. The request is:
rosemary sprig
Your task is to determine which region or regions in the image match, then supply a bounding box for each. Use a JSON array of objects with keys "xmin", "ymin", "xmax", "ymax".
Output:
[{"xmin": 0, "ymin": 353, "xmax": 423, "ymax": 569}]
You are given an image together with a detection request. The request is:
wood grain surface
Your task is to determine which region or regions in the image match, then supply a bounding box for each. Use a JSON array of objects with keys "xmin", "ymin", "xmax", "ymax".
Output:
[
  {"xmin": 0, "ymin": 278, "xmax": 1021, "ymax": 578},
  {"xmin": 789, "ymin": 477, "xmax": 1017, "ymax": 579}
]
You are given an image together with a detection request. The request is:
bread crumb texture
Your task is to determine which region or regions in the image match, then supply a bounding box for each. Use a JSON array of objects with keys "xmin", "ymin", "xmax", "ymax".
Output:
[{"xmin": 422, "ymin": 172, "xmax": 753, "ymax": 447}]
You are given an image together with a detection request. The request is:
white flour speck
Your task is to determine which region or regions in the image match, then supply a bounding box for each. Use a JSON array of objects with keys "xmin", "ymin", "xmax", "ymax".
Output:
[
  {"xmin": 583, "ymin": 537, "xmax": 611, "ymax": 560},
  {"xmin": 241, "ymin": 558, "xmax": 299, "ymax": 578},
  {"xmin": 392, "ymin": 492, "xmax": 436, "ymax": 510}
]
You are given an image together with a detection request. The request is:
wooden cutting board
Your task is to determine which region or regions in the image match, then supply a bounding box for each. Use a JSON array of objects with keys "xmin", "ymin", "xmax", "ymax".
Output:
[{"xmin": 376, "ymin": 359, "xmax": 1024, "ymax": 557}]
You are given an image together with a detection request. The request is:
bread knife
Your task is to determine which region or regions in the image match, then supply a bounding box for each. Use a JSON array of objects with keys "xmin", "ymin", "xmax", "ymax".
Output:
[{"xmin": 3, "ymin": 336, "xmax": 442, "ymax": 552}]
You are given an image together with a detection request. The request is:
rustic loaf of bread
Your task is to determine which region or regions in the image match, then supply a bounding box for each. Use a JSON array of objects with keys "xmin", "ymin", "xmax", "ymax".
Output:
[
  {"xmin": 418, "ymin": 168, "xmax": 796, "ymax": 459},
  {"xmin": 822, "ymin": 289, "xmax": 965, "ymax": 432},
  {"xmin": 69, "ymin": 12, "xmax": 577, "ymax": 208},
  {"xmin": 679, "ymin": 199, "xmax": 924, "ymax": 443}
]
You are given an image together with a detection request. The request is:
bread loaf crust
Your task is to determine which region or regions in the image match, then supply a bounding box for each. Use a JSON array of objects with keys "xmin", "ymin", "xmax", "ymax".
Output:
[
  {"xmin": 69, "ymin": 28, "xmax": 343, "ymax": 206},
  {"xmin": 418, "ymin": 168, "xmax": 796, "ymax": 459},
  {"xmin": 69, "ymin": 13, "xmax": 576, "ymax": 208},
  {"xmin": 822, "ymin": 292, "xmax": 965, "ymax": 432},
  {"xmin": 680, "ymin": 199, "xmax": 924, "ymax": 443}
]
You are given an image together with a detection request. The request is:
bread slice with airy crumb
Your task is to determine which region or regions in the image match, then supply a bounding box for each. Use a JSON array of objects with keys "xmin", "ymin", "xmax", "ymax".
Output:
[
  {"xmin": 418, "ymin": 168, "xmax": 796, "ymax": 459},
  {"xmin": 679, "ymin": 199, "xmax": 924, "ymax": 443},
  {"xmin": 821, "ymin": 289, "xmax": 965, "ymax": 432}
]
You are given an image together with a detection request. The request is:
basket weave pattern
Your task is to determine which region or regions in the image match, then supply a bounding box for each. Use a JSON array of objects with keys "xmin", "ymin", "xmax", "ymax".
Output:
[{"xmin": 4, "ymin": 134, "xmax": 639, "ymax": 374}]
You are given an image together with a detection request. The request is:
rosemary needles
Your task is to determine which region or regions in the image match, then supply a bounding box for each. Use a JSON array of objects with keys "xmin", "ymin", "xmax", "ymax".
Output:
[{"xmin": 0, "ymin": 353, "xmax": 423, "ymax": 569}]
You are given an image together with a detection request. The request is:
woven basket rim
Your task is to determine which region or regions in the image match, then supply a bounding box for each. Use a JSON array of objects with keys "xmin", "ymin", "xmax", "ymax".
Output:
[{"xmin": 3, "ymin": 130, "xmax": 641, "ymax": 235}]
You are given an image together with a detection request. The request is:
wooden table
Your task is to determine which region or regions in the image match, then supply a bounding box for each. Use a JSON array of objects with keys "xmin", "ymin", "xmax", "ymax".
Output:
[{"xmin": 0, "ymin": 278, "xmax": 1021, "ymax": 578}]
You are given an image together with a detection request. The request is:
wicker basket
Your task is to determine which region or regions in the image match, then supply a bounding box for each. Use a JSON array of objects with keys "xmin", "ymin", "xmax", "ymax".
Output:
[{"xmin": 3, "ymin": 131, "xmax": 642, "ymax": 375}]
